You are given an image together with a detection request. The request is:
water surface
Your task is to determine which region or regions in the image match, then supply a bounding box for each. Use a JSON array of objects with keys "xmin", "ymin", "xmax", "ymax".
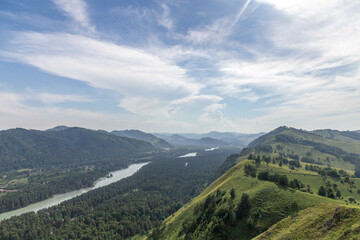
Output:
[{"xmin": 178, "ymin": 152, "xmax": 197, "ymax": 158}]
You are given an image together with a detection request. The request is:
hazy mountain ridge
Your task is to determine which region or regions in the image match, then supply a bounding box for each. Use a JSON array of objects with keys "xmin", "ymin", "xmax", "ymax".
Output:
[
  {"xmin": 46, "ymin": 125, "xmax": 69, "ymax": 132},
  {"xmin": 0, "ymin": 127, "xmax": 155, "ymax": 173},
  {"xmin": 111, "ymin": 129, "xmax": 172, "ymax": 148},
  {"xmin": 153, "ymin": 131, "xmax": 265, "ymax": 147}
]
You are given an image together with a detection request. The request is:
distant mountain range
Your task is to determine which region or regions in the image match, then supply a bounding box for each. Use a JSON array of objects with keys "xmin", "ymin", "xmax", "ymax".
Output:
[
  {"xmin": 163, "ymin": 134, "xmax": 230, "ymax": 147},
  {"xmin": 154, "ymin": 131, "xmax": 265, "ymax": 147},
  {"xmin": 46, "ymin": 126, "xmax": 264, "ymax": 148}
]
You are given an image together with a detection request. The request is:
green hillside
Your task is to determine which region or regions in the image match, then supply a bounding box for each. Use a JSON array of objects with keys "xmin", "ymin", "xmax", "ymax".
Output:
[
  {"xmin": 254, "ymin": 204, "xmax": 360, "ymax": 239},
  {"xmin": 149, "ymin": 159, "xmax": 360, "ymax": 239},
  {"xmin": 0, "ymin": 127, "xmax": 155, "ymax": 173},
  {"xmin": 150, "ymin": 127, "xmax": 360, "ymax": 240},
  {"xmin": 245, "ymin": 126, "xmax": 360, "ymax": 171}
]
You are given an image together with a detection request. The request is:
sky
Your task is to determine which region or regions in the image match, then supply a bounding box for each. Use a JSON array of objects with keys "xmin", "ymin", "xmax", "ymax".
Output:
[{"xmin": 0, "ymin": 0, "xmax": 359, "ymax": 133}]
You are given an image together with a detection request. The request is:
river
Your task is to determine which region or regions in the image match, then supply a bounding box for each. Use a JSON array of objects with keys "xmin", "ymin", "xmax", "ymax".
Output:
[
  {"xmin": 0, "ymin": 162, "xmax": 149, "ymax": 222},
  {"xmin": 178, "ymin": 152, "xmax": 197, "ymax": 158}
]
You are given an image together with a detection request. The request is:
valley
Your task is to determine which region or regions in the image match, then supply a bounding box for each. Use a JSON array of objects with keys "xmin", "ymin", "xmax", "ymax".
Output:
[
  {"xmin": 0, "ymin": 126, "xmax": 360, "ymax": 239},
  {"xmin": 2, "ymin": 1, "xmax": 358, "ymax": 239}
]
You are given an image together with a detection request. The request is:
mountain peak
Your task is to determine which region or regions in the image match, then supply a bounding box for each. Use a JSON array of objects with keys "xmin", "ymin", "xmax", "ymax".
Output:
[{"xmin": 46, "ymin": 125, "xmax": 69, "ymax": 132}]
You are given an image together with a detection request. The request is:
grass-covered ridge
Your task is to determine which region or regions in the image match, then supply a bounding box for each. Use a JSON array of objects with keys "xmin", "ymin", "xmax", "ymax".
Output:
[
  {"xmin": 241, "ymin": 126, "xmax": 360, "ymax": 172},
  {"xmin": 149, "ymin": 158, "xmax": 360, "ymax": 239}
]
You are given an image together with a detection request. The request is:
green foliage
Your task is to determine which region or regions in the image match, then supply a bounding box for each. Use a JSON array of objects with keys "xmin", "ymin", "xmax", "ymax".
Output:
[
  {"xmin": 255, "ymin": 155, "xmax": 261, "ymax": 166},
  {"xmin": 257, "ymin": 171, "xmax": 269, "ymax": 181},
  {"xmin": 318, "ymin": 186, "xmax": 327, "ymax": 196},
  {"xmin": 244, "ymin": 164, "xmax": 257, "ymax": 178},
  {"xmin": 257, "ymin": 171, "xmax": 289, "ymax": 188},
  {"xmin": 0, "ymin": 127, "xmax": 157, "ymax": 213},
  {"xmin": 230, "ymin": 188, "xmax": 236, "ymax": 199},
  {"xmin": 153, "ymin": 159, "xmax": 341, "ymax": 240},
  {"xmin": 0, "ymin": 127, "xmax": 154, "ymax": 173},
  {"xmin": 236, "ymin": 193, "xmax": 251, "ymax": 219},
  {"xmin": 0, "ymin": 150, "xmax": 233, "ymax": 239}
]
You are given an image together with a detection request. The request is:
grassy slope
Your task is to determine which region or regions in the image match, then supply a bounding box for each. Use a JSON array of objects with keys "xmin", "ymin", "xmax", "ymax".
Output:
[
  {"xmin": 246, "ymin": 127, "xmax": 360, "ymax": 171},
  {"xmin": 153, "ymin": 160, "xmax": 351, "ymax": 240},
  {"xmin": 254, "ymin": 204, "xmax": 360, "ymax": 239},
  {"xmin": 257, "ymin": 162, "xmax": 360, "ymax": 203},
  {"xmin": 313, "ymin": 129, "xmax": 360, "ymax": 154}
]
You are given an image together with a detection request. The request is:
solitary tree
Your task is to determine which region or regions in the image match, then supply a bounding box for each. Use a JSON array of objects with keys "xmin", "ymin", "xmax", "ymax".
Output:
[
  {"xmin": 230, "ymin": 188, "xmax": 236, "ymax": 199},
  {"xmin": 318, "ymin": 186, "xmax": 326, "ymax": 196},
  {"xmin": 279, "ymin": 175, "xmax": 289, "ymax": 187},
  {"xmin": 255, "ymin": 156, "xmax": 261, "ymax": 166},
  {"xmin": 336, "ymin": 190, "xmax": 342, "ymax": 198},
  {"xmin": 236, "ymin": 193, "xmax": 251, "ymax": 219}
]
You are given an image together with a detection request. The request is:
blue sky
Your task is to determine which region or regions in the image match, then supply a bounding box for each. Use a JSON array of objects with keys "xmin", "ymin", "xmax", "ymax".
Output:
[{"xmin": 0, "ymin": 0, "xmax": 359, "ymax": 133}]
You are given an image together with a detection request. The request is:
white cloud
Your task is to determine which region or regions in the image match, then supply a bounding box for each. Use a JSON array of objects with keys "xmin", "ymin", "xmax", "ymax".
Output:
[
  {"xmin": 2, "ymin": 32, "xmax": 213, "ymax": 118},
  {"xmin": 33, "ymin": 92, "xmax": 93, "ymax": 104},
  {"xmin": 2, "ymin": 0, "xmax": 359, "ymax": 133},
  {"xmin": 52, "ymin": 0, "xmax": 94, "ymax": 32},
  {"xmin": 208, "ymin": 0, "xmax": 360, "ymax": 131},
  {"xmin": 0, "ymin": 91, "xmax": 198, "ymax": 132},
  {"xmin": 185, "ymin": 0, "xmax": 252, "ymax": 44},
  {"xmin": 256, "ymin": 0, "xmax": 339, "ymax": 18},
  {"xmin": 158, "ymin": 4, "xmax": 173, "ymax": 30}
]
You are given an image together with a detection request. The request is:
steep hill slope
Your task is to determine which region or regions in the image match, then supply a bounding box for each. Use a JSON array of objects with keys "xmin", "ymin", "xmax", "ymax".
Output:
[
  {"xmin": 149, "ymin": 159, "xmax": 360, "ymax": 240},
  {"xmin": 254, "ymin": 204, "xmax": 360, "ymax": 240},
  {"xmin": 112, "ymin": 129, "xmax": 172, "ymax": 148}
]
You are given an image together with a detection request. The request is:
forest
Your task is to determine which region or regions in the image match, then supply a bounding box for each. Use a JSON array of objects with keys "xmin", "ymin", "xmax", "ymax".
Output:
[
  {"xmin": 0, "ymin": 148, "xmax": 238, "ymax": 239},
  {"xmin": 0, "ymin": 127, "xmax": 158, "ymax": 213}
]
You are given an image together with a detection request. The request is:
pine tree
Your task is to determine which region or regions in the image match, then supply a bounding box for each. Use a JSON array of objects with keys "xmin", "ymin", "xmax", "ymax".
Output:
[{"xmin": 318, "ymin": 186, "xmax": 326, "ymax": 196}]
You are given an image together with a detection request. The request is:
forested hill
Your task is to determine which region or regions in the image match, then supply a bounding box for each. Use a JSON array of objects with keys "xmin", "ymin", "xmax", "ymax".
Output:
[
  {"xmin": 0, "ymin": 127, "xmax": 154, "ymax": 173},
  {"xmin": 111, "ymin": 129, "xmax": 172, "ymax": 148}
]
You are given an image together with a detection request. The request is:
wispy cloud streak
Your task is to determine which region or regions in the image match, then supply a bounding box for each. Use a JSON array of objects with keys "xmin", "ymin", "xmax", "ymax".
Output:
[{"xmin": 52, "ymin": 0, "xmax": 95, "ymax": 31}]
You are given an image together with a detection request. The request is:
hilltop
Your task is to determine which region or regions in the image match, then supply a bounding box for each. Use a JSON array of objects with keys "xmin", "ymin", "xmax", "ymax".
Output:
[{"xmin": 112, "ymin": 129, "xmax": 172, "ymax": 149}]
